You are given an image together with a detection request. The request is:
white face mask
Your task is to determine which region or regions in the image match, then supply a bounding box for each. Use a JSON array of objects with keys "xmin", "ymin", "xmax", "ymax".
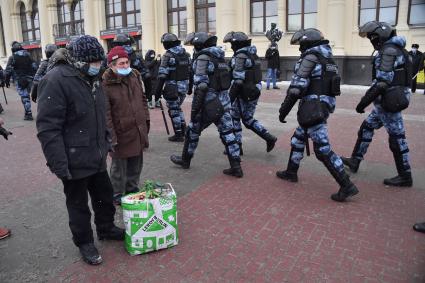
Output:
[{"xmin": 412, "ymin": 48, "xmax": 418, "ymax": 53}]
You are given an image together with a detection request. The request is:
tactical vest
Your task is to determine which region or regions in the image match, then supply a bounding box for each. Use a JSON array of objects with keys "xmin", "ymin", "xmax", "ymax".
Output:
[
  {"xmin": 235, "ymin": 50, "xmax": 262, "ymax": 84},
  {"xmin": 167, "ymin": 51, "xmax": 190, "ymax": 81},
  {"xmin": 302, "ymin": 50, "xmax": 341, "ymax": 97},
  {"xmin": 372, "ymin": 43, "xmax": 412, "ymax": 87},
  {"xmin": 12, "ymin": 53, "xmax": 34, "ymax": 77},
  {"xmin": 198, "ymin": 50, "xmax": 231, "ymax": 91}
]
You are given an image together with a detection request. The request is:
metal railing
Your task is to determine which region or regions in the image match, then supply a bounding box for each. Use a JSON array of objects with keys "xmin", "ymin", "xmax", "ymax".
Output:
[{"xmin": 53, "ymin": 22, "xmax": 85, "ymax": 37}]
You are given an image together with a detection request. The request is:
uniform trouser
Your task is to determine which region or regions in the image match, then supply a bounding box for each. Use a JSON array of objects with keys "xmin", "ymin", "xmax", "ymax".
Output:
[
  {"xmin": 266, "ymin": 68, "xmax": 277, "ymax": 88},
  {"xmin": 62, "ymin": 171, "xmax": 116, "ymax": 247},
  {"xmin": 165, "ymin": 92, "xmax": 186, "ymax": 134},
  {"xmin": 351, "ymin": 105, "xmax": 411, "ymax": 173},
  {"xmin": 411, "ymin": 77, "xmax": 417, "ymax": 93},
  {"xmin": 16, "ymin": 84, "xmax": 32, "ymax": 114},
  {"xmin": 230, "ymin": 97, "xmax": 269, "ymax": 144},
  {"xmin": 109, "ymin": 155, "xmax": 143, "ymax": 195},
  {"xmin": 288, "ymin": 123, "xmax": 345, "ymax": 180},
  {"xmin": 186, "ymin": 111, "xmax": 241, "ymax": 160}
]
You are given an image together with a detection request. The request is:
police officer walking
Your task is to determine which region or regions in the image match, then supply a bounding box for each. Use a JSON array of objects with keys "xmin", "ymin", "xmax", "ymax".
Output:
[
  {"xmin": 170, "ymin": 32, "xmax": 243, "ymax": 177},
  {"xmin": 30, "ymin": 44, "xmax": 58, "ymax": 103},
  {"xmin": 4, "ymin": 41, "xmax": 37, "ymax": 120},
  {"xmin": 155, "ymin": 33, "xmax": 191, "ymax": 142},
  {"xmin": 277, "ymin": 28, "xmax": 359, "ymax": 202},
  {"xmin": 223, "ymin": 32, "xmax": 277, "ymax": 155},
  {"xmin": 111, "ymin": 33, "xmax": 152, "ymax": 100},
  {"xmin": 341, "ymin": 21, "xmax": 413, "ymax": 187}
]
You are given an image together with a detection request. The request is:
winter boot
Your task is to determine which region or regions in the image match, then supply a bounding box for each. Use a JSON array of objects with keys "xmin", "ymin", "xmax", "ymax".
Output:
[
  {"xmin": 263, "ymin": 132, "xmax": 277, "ymax": 152},
  {"xmin": 155, "ymin": 100, "xmax": 161, "ymax": 108},
  {"xmin": 276, "ymin": 160, "xmax": 299, "ymax": 182},
  {"xmin": 24, "ymin": 112, "xmax": 33, "ymax": 121},
  {"xmin": 223, "ymin": 156, "xmax": 243, "ymax": 178},
  {"xmin": 385, "ymin": 136, "xmax": 413, "ymax": 187},
  {"xmin": 79, "ymin": 243, "xmax": 103, "ymax": 265},
  {"xmin": 341, "ymin": 157, "xmax": 361, "ymax": 173},
  {"xmin": 223, "ymin": 143, "xmax": 243, "ymax": 156},
  {"xmin": 170, "ymin": 138, "xmax": 192, "ymax": 169},
  {"xmin": 413, "ymin": 222, "xmax": 425, "ymax": 233},
  {"xmin": 319, "ymin": 152, "xmax": 359, "ymax": 202},
  {"xmin": 97, "ymin": 225, "xmax": 125, "ymax": 241},
  {"xmin": 148, "ymin": 100, "xmax": 154, "ymax": 109},
  {"xmin": 168, "ymin": 131, "xmax": 184, "ymax": 142},
  {"xmin": 383, "ymin": 172, "xmax": 412, "ymax": 187}
]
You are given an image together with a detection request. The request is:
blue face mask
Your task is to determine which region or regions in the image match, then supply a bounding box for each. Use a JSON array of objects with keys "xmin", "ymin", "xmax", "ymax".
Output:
[
  {"xmin": 87, "ymin": 66, "xmax": 100, "ymax": 76},
  {"xmin": 117, "ymin": 67, "xmax": 132, "ymax": 76}
]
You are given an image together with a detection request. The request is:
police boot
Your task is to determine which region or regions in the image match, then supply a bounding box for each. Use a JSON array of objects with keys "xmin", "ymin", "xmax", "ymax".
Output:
[
  {"xmin": 0, "ymin": 103, "xmax": 4, "ymax": 114},
  {"xmin": 97, "ymin": 225, "xmax": 125, "ymax": 241},
  {"xmin": 168, "ymin": 131, "xmax": 184, "ymax": 142},
  {"xmin": 320, "ymin": 152, "xmax": 359, "ymax": 202},
  {"xmin": 384, "ymin": 138, "xmax": 413, "ymax": 187},
  {"xmin": 223, "ymin": 156, "xmax": 243, "ymax": 178},
  {"xmin": 341, "ymin": 157, "xmax": 361, "ymax": 173},
  {"xmin": 276, "ymin": 160, "xmax": 299, "ymax": 183},
  {"xmin": 170, "ymin": 138, "xmax": 192, "ymax": 169},
  {"xmin": 24, "ymin": 112, "xmax": 33, "ymax": 121},
  {"xmin": 253, "ymin": 128, "xmax": 277, "ymax": 152}
]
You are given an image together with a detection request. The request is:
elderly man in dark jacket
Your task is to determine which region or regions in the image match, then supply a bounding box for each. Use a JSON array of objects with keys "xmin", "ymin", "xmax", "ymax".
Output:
[
  {"xmin": 409, "ymin": 44, "xmax": 424, "ymax": 93},
  {"xmin": 102, "ymin": 46, "xmax": 150, "ymax": 205},
  {"xmin": 36, "ymin": 35, "xmax": 124, "ymax": 266}
]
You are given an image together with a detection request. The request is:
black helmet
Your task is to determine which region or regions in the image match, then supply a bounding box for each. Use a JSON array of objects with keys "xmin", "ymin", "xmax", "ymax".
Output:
[
  {"xmin": 184, "ymin": 32, "xmax": 196, "ymax": 46},
  {"xmin": 45, "ymin": 44, "xmax": 58, "ymax": 59},
  {"xmin": 359, "ymin": 21, "xmax": 395, "ymax": 50},
  {"xmin": 11, "ymin": 41, "xmax": 23, "ymax": 52},
  {"xmin": 223, "ymin": 31, "xmax": 251, "ymax": 52},
  {"xmin": 161, "ymin": 33, "xmax": 181, "ymax": 50},
  {"xmin": 192, "ymin": 32, "xmax": 217, "ymax": 50},
  {"xmin": 290, "ymin": 28, "xmax": 325, "ymax": 52},
  {"xmin": 112, "ymin": 33, "xmax": 135, "ymax": 47}
]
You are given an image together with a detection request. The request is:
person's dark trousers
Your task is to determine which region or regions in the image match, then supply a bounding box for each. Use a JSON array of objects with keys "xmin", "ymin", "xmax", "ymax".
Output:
[
  {"xmin": 62, "ymin": 171, "xmax": 116, "ymax": 247},
  {"xmin": 411, "ymin": 77, "xmax": 417, "ymax": 93}
]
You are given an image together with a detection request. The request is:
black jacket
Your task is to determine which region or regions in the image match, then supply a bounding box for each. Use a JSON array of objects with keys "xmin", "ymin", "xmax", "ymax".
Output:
[
  {"xmin": 36, "ymin": 64, "xmax": 110, "ymax": 180},
  {"xmin": 408, "ymin": 50, "xmax": 424, "ymax": 73},
  {"xmin": 265, "ymin": 48, "xmax": 280, "ymax": 69}
]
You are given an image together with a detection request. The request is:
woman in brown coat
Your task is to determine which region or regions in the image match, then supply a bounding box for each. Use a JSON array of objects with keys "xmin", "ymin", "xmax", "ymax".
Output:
[{"xmin": 102, "ymin": 46, "xmax": 150, "ymax": 204}]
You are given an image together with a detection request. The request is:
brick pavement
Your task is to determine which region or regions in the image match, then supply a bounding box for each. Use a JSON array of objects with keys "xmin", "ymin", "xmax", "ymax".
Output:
[{"xmin": 0, "ymin": 85, "xmax": 424, "ymax": 282}]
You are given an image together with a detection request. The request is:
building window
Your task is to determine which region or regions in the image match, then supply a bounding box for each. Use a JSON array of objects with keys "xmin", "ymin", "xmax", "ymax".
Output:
[
  {"xmin": 195, "ymin": 0, "xmax": 216, "ymax": 34},
  {"xmin": 56, "ymin": 0, "xmax": 84, "ymax": 36},
  {"xmin": 287, "ymin": 0, "xmax": 317, "ymax": 31},
  {"xmin": 251, "ymin": 0, "xmax": 278, "ymax": 34},
  {"xmin": 359, "ymin": 0, "xmax": 399, "ymax": 26},
  {"xmin": 32, "ymin": 0, "xmax": 41, "ymax": 41},
  {"xmin": 168, "ymin": 0, "xmax": 187, "ymax": 38},
  {"xmin": 408, "ymin": 0, "xmax": 425, "ymax": 25},
  {"xmin": 19, "ymin": 1, "xmax": 40, "ymax": 42},
  {"xmin": 105, "ymin": 0, "xmax": 141, "ymax": 29}
]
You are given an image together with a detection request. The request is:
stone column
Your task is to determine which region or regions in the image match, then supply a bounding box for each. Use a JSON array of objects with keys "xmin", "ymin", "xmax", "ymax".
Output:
[
  {"xmin": 325, "ymin": 0, "xmax": 346, "ymax": 55},
  {"xmin": 141, "ymin": 0, "xmax": 156, "ymax": 54},
  {"xmin": 186, "ymin": 0, "xmax": 195, "ymax": 33}
]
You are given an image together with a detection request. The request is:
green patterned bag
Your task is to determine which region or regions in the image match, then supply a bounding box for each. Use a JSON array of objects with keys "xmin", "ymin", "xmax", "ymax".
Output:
[{"xmin": 122, "ymin": 182, "xmax": 178, "ymax": 255}]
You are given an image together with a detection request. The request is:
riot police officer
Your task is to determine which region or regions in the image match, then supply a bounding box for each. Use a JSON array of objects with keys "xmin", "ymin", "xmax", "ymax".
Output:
[
  {"xmin": 155, "ymin": 33, "xmax": 190, "ymax": 142},
  {"xmin": 341, "ymin": 21, "xmax": 413, "ymax": 187},
  {"xmin": 223, "ymin": 32, "xmax": 277, "ymax": 155},
  {"xmin": 170, "ymin": 32, "xmax": 243, "ymax": 177},
  {"xmin": 30, "ymin": 44, "xmax": 58, "ymax": 102},
  {"xmin": 4, "ymin": 41, "xmax": 37, "ymax": 120},
  {"xmin": 111, "ymin": 33, "xmax": 152, "ymax": 100},
  {"xmin": 277, "ymin": 28, "xmax": 359, "ymax": 202}
]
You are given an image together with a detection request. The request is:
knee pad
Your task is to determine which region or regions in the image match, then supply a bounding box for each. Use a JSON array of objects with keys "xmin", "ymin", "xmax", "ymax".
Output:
[
  {"xmin": 358, "ymin": 121, "xmax": 374, "ymax": 138},
  {"xmin": 242, "ymin": 118, "xmax": 256, "ymax": 130},
  {"xmin": 314, "ymin": 142, "xmax": 330, "ymax": 162},
  {"xmin": 389, "ymin": 134, "xmax": 406, "ymax": 153}
]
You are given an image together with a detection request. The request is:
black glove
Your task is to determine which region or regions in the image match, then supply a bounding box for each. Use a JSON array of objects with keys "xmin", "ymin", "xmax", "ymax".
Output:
[
  {"xmin": 31, "ymin": 83, "xmax": 38, "ymax": 103},
  {"xmin": 279, "ymin": 88, "xmax": 300, "ymax": 123},
  {"xmin": 191, "ymin": 84, "xmax": 208, "ymax": 121},
  {"xmin": 155, "ymin": 77, "xmax": 166, "ymax": 99},
  {"xmin": 146, "ymin": 120, "xmax": 150, "ymax": 134},
  {"xmin": 0, "ymin": 127, "xmax": 12, "ymax": 140},
  {"xmin": 356, "ymin": 81, "xmax": 387, "ymax": 114}
]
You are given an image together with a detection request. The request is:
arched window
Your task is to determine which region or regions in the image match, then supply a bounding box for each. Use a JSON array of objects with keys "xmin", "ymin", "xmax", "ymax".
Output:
[
  {"xmin": 19, "ymin": 1, "xmax": 41, "ymax": 42},
  {"xmin": 168, "ymin": 0, "xmax": 187, "ymax": 39},
  {"xmin": 0, "ymin": 8, "xmax": 6, "ymax": 55},
  {"xmin": 32, "ymin": 0, "xmax": 41, "ymax": 41},
  {"xmin": 105, "ymin": 0, "xmax": 141, "ymax": 29},
  {"xmin": 56, "ymin": 0, "xmax": 84, "ymax": 36},
  {"xmin": 19, "ymin": 2, "xmax": 30, "ymax": 41}
]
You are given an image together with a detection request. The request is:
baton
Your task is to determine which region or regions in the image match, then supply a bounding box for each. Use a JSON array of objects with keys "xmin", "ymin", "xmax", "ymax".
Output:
[
  {"xmin": 159, "ymin": 100, "xmax": 170, "ymax": 135},
  {"xmin": 2, "ymin": 87, "xmax": 7, "ymax": 105},
  {"xmin": 412, "ymin": 72, "xmax": 419, "ymax": 80}
]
